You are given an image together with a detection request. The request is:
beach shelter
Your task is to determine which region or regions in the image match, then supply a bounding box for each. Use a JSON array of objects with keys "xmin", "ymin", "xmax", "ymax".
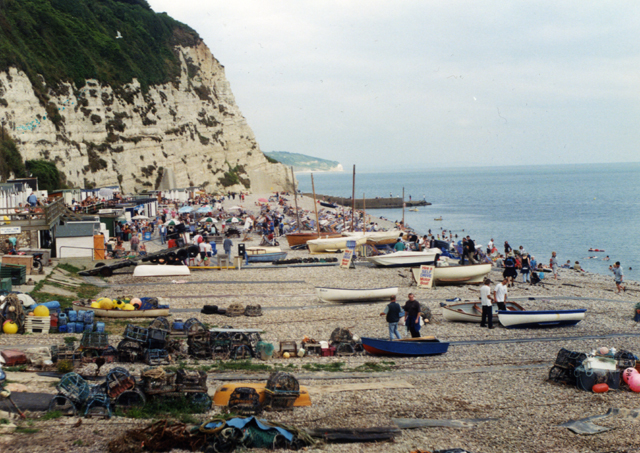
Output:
[
  {"xmin": 199, "ymin": 217, "xmax": 218, "ymax": 223},
  {"xmin": 178, "ymin": 206, "xmax": 194, "ymax": 214},
  {"xmin": 226, "ymin": 217, "xmax": 240, "ymax": 224},
  {"xmin": 197, "ymin": 206, "xmax": 212, "ymax": 213}
]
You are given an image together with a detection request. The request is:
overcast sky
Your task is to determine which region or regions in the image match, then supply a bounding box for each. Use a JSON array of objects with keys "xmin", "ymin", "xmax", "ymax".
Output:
[{"xmin": 148, "ymin": 0, "xmax": 639, "ymax": 171}]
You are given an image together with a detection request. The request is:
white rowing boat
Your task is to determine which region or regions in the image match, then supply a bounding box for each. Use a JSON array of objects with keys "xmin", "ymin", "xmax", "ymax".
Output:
[
  {"xmin": 343, "ymin": 230, "xmax": 404, "ymax": 244},
  {"xmin": 307, "ymin": 236, "xmax": 367, "ymax": 254},
  {"xmin": 315, "ymin": 287, "xmax": 398, "ymax": 303},
  {"xmin": 133, "ymin": 265, "xmax": 191, "ymax": 277},
  {"xmin": 441, "ymin": 301, "xmax": 525, "ymax": 323},
  {"xmin": 366, "ymin": 249, "xmax": 441, "ymax": 267},
  {"xmin": 411, "ymin": 263, "xmax": 492, "ymax": 286},
  {"xmin": 498, "ymin": 309, "xmax": 587, "ymax": 328}
]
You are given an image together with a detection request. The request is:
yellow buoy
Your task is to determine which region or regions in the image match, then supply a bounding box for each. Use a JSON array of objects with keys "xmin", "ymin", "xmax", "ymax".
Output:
[
  {"xmin": 33, "ymin": 305, "xmax": 50, "ymax": 317},
  {"xmin": 99, "ymin": 298, "xmax": 114, "ymax": 310},
  {"xmin": 123, "ymin": 304, "xmax": 135, "ymax": 311},
  {"xmin": 114, "ymin": 299, "xmax": 126, "ymax": 309},
  {"xmin": 3, "ymin": 320, "xmax": 18, "ymax": 334},
  {"xmin": 283, "ymin": 352, "xmax": 290, "ymax": 359},
  {"xmin": 90, "ymin": 301, "xmax": 101, "ymax": 309}
]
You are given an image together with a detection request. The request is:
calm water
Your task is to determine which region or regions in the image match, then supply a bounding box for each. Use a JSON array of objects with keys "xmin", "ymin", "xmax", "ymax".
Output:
[{"xmin": 297, "ymin": 163, "xmax": 640, "ymax": 278}]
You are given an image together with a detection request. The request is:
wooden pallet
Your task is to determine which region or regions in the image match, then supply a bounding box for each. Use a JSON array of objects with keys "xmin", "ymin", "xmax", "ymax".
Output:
[{"xmin": 25, "ymin": 316, "xmax": 50, "ymax": 334}]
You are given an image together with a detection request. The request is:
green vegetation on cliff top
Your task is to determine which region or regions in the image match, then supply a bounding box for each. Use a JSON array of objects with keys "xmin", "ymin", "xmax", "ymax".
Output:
[
  {"xmin": 265, "ymin": 151, "xmax": 341, "ymax": 172},
  {"xmin": 0, "ymin": 0, "xmax": 200, "ymax": 99}
]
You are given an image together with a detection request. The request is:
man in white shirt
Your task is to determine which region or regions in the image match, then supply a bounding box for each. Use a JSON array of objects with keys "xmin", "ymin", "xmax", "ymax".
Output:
[
  {"xmin": 487, "ymin": 238, "xmax": 494, "ymax": 255},
  {"xmin": 198, "ymin": 240, "xmax": 208, "ymax": 265},
  {"xmin": 480, "ymin": 278, "xmax": 495, "ymax": 329},
  {"xmin": 494, "ymin": 278, "xmax": 509, "ymax": 311}
]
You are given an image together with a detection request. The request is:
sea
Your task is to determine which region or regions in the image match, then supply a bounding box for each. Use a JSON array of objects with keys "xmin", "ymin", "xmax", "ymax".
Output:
[{"xmin": 296, "ymin": 162, "xmax": 640, "ymax": 279}]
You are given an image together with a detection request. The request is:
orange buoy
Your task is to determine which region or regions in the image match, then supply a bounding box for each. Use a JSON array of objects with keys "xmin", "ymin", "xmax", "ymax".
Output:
[{"xmin": 592, "ymin": 383, "xmax": 609, "ymax": 393}]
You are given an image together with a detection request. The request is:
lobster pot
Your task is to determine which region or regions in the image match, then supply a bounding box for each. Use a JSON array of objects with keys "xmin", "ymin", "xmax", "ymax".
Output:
[
  {"xmin": 575, "ymin": 366, "xmax": 621, "ymax": 391},
  {"xmin": 81, "ymin": 332, "xmax": 109, "ymax": 349},
  {"xmin": 124, "ymin": 324, "xmax": 148, "ymax": 342},
  {"xmin": 549, "ymin": 348, "xmax": 587, "ymax": 386},
  {"xmin": 57, "ymin": 373, "xmax": 91, "ymax": 405},
  {"xmin": 84, "ymin": 310, "xmax": 95, "ymax": 324}
]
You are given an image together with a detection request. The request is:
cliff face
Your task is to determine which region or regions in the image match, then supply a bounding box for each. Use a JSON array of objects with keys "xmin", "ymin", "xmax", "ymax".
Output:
[{"xmin": 0, "ymin": 3, "xmax": 292, "ymax": 193}]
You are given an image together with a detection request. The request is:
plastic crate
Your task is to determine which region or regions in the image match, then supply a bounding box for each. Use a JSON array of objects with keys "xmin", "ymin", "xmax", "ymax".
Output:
[
  {"xmin": 0, "ymin": 264, "xmax": 27, "ymax": 285},
  {"xmin": 123, "ymin": 324, "xmax": 148, "ymax": 342},
  {"xmin": 0, "ymin": 277, "xmax": 11, "ymax": 292}
]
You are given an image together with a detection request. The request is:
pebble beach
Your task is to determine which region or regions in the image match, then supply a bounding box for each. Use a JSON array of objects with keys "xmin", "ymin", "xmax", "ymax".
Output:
[{"xmin": 1, "ymin": 193, "xmax": 640, "ymax": 453}]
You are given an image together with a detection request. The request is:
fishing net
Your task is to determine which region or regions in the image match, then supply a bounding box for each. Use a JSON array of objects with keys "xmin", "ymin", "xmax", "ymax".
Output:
[
  {"xmin": 420, "ymin": 303, "xmax": 432, "ymax": 322},
  {"xmin": 107, "ymin": 420, "xmax": 203, "ymax": 453},
  {"xmin": 0, "ymin": 294, "xmax": 26, "ymax": 333},
  {"xmin": 226, "ymin": 303, "xmax": 246, "ymax": 317},
  {"xmin": 256, "ymin": 341, "xmax": 275, "ymax": 360}
]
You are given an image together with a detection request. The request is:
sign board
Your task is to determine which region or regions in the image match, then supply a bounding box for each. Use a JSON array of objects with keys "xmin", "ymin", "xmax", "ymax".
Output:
[
  {"xmin": 0, "ymin": 227, "xmax": 21, "ymax": 235},
  {"xmin": 340, "ymin": 248, "xmax": 354, "ymax": 269},
  {"xmin": 417, "ymin": 265, "xmax": 434, "ymax": 288}
]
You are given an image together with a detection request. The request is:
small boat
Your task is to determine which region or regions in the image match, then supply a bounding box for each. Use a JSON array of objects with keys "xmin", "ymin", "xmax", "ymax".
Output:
[
  {"xmin": 246, "ymin": 252, "xmax": 288, "ymax": 263},
  {"xmin": 411, "ymin": 263, "xmax": 492, "ymax": 286},
  {"xmin": 434, "ymin": 217, "xmax": 443, "ymax": 221},
  {"xmin": 319, "ymin": 201, "xmax": 339, "ymax": 209},
  {"xmin": 498, "ymin": 309, "xmax": 587, "ymax": 328},
  {"xmin": 441, "ymin": 301, "xmax": 525, "ymax": 323},
  {"xmin": 213, "ymin": 383, "xmax": 311, "ymax": 407},
  {"xmin": 366, "ymin": 249, "xmax": 440, "ymax": 268},
  {"xmin": 133, "ymin": 265, "xmax": 190, "ymax": 277},
  {"xmin": 307, "ymin": 236, "xmax": 367, "ymax": 254},
  {"xmin": 588, "ymin": 248, "xmax": 605, "ymax": 252},
  {"xmin": 315, "ymin": 287, "xmax": 398, "ymax": 303},
  {"xmin": 246, "ymin": 246, "xmax": 282, "ymax": 255},
  {"xmin": 409, "ymin": 208, "xmax": 418, "ymax": 212},
  {"xmin": 72, "ymin": 301, "xmax": 170, "ymax": 318},
  {"xmin": 285, "ymin": 232, "xmax": 342, "ymax": 247},
  {"xmin": 361, "ymin": 336, "xmax": 449, "ymax": 357}
]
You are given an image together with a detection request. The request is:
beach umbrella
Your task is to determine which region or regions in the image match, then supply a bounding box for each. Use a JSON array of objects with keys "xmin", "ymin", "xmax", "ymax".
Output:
[
  {"xmin": 178, "ymin": 206, "xmax": 194, "ymax": 213},
  {"xmin": 226, "ymin": 217, "xmax": 240, "ymax": 224},
  {"xmin": 258, "ymin": 198, "xmax": 268, "ymax": 203},
  {"xmin": 165, "ymin": 219, "xmax": 181, "ymax": 226},
  {"xmin": 197, "ymin": 206, "xmax": 212, "ymax": 213},
  {"xmin": 199, "ymin": 217, "xmax": 218, "ymax": 223}
]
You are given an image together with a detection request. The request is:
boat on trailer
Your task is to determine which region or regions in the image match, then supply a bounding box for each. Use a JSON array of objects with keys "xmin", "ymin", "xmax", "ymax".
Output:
[
  {"xmin": 361, "ymin": 336, "xmax": 449, "ymax": 357},
  {"xmin": 315, "ymin": 287, "xmax": 398, "ymax": 303},
  {"xmin": 498, "ymin": 309, "xmax": 587, "ymax": 328}
]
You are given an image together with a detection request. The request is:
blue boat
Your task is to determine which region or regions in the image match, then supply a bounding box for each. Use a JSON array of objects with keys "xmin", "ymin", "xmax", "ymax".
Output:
[
  {"xmin": 246, "ymin": 252, "xmax": 287, "ymax": 263},
  {"xmin": 361, "ymin": 337, "xmax": 449, "ymax": 357}
]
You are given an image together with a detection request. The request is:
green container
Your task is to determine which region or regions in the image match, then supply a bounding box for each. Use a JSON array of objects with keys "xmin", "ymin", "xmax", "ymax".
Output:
[
  {"xmin": 0, "ymin": 277, "xmax": 11, "ymax": 292},
  {"xmin": 0, "ymin": 264, "xmax": 27, "ymax": 285}
]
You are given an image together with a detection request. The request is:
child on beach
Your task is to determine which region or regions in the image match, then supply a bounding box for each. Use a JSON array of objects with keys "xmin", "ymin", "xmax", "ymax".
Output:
[
  {"xmin": 610, "ymin": 262, "xmax": 626, "ymax": 293},
  {"xmin": 550, "ymin": 252, "xmax": 559, "ymax": 280}
]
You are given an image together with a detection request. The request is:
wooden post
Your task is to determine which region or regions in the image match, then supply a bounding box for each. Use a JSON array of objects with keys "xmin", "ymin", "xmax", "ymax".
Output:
[
  {"xmin": 311, "ymin": 173, "xmax": 321, "ymax": 236},
  {"xmin": 402, "ymin": 187, "xmax": 405, "ymax": 231},
  {"xmin": 363, "ymin": 193, "xmax": 366, "ymax": 232},
  {"xmin": 351, "ymin": 165, "xmax": 356, "ymax": 232},
  {"xmin": 291, "ymin": 166, "xmax": 300, "ymax": 231}
]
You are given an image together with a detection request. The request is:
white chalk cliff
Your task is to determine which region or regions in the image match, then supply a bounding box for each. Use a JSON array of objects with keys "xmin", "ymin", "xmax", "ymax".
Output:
[{"xmin": 0, "ymin": 42, "xmax": 293, "ymax": 193}]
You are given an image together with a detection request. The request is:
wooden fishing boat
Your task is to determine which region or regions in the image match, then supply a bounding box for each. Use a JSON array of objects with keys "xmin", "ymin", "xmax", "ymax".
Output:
[
  {"xmin": 441, "ymin": 301, "xmax": 525, "ymax": 323},
  {"xmin": 498, "ymin": 309, "xmax": 587, "ymax": 328},
  {"xmin": 315, "ymin": 287, "xmax": 398, "ymax": 303},
  {"xmin": 411, "ymin": 263, "xmax": 492, "ymax": 286},
  {"xmin": 246, "ymin": 252, "xmax": 288, "ymax": 263},
  {"xmin": 366, "ymin": 249, "xmax": 440, "ymax": 267},
  {"xmin": 133, "ymin": 265, "xmax": 190, "ymax": 277},
  {"xmin": 285, "ymin": 232, "xmax": 342, "ymax": 247},
  {"xmin": 213, "ymin": 383, "xmax": 311, "ymax": 407},
  {"xmin": 307, "ymin": 236, "xmax": 367, "ymax": 254},
  {"xmin": 245, "ymin": 246, "xmax": 282, "ymax": 255},
  {"xmin": 72, "ymin": 301, "xmax": 170, "ymax": 318},
  {"xmin": 361, "ymin": 336, "xmax": 449, "ymax": 357}
]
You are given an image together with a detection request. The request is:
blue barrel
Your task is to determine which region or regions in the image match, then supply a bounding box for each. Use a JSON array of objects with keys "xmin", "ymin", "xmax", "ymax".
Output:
[
  {"xmin": 78, "ymin": 310, "xmax": 86, "ymax": 322},
  {"xmin": 84, "ymin": 310, "xmax": 94, "ymax": 324},
  {"xmin": 58, "ymin": 313, "xmax": 68, "ymax": 326},
  {"xmin": 95, "ymin": 322, "xmax": 105, "ymax": 333},
  {"xmin": 84, "ymin": 323, "xmax": 93, "ymax": 332},
  {"xmin": 67, "ymin": 322, "xmax": 75, "ymax": 334},
  {"xmin": 68, "ymin": 310, "xmax": 77, "ymax": 322},
  {"xmin": 172, "ymin": 321, "xmax": 184, "ymax": 331},
  {"xmin": 58, "ymin": 325, "xmax": 68, "ymax": 333}
]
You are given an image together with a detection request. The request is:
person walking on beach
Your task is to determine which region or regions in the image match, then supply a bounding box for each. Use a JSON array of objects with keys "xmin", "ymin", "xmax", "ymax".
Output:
[
  {"xmin": 465, "ymin": 235, "xmax": 477, "ymax": 264},
  {"xmin": 521, "ymin": 253, "xmax": 531, "ymax": 283},
  {"xmin": 480, "ymin": 278, "xmax": 495, "ymax": 329},
  {"xmin": 403, "ymin": 293, "xmax": 422, "ymax": 338},
  {"xmin": 380, "ymin": 296, "xmax": 403, "ymax": 340},
  {"xmin": 494, "ymin": 277, "xmax": 509, "ymax": 311},
  {"xmin": 550, "ymin": 251, "xmax": 559, "ymax": 280},
  {"xmin": 487, "ymin": 238, "xmax": 494, "ymax": 256},
  {"xmin": 504, "ymin": 241, "xmax": 512, "ymax": 256},
  {"xmin": 610, "ymin": 262, "xmax": 626, "ymax": 293}
]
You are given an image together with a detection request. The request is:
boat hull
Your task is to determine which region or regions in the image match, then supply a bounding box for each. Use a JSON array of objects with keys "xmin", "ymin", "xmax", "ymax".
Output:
[
  {"xmin": 246, "ymin": 252, "xmax": 288, "ymax": 263},
  {"xmin": 361, "ymin": 337, "xmax": 449, "ymax": 356},
  {"xmin": 366, "ymin": 249, "xmax": 440, "ymax": 267},
  {"xmin": 285, "ymin": 232, "xmax": 342, "ymax": 247},
  {"xmin": 498, "ymin": 309, "xmax": 587, "ymax": 328},
  {"xmin": 133, "ymin": 265, "xmax": 190, "ymax": 277},
  {"xmin": 442, "ymin": 301, "xmax": 525, "ymax": 323},
  {"xmin": 308, "ymin": 236, "xmax": 367, "ymax": 254},
  {"xmin": 72, "ymin": 302, "xmax": 170, "ymax": 318},
  {"xmin": 411, "ymin": 263, "xmax": 492, "ymax": 286},
  {"xmin": 315, "ymin": 287, "xmax": 398, "ymax": 303}
]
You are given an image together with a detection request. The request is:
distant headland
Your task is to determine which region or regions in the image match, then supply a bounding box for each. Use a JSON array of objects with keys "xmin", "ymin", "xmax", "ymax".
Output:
[{"xmin": 264, "ymin": 151, "xmax": 343, "ymax": 173}]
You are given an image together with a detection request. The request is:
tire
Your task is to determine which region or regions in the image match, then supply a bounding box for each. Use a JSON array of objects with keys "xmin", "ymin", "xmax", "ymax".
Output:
[
  {"xmin": 176, "ymin": 249, "xmax": 188, "ymax": 260},
  {"xmin": 187, "ymin": 245, "xmax": 200, "ymax": 258}
]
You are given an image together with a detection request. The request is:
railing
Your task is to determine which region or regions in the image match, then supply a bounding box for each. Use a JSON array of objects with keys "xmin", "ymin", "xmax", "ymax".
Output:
[{"xmin": 0, "ymin": 198, "xmax": 66, "ymax": 229}]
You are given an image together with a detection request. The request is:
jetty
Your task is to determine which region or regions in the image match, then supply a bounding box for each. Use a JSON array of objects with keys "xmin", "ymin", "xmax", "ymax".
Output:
[{"xmin": 303, "ymin": 193, "xmax": 431, "ymax": 209}]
